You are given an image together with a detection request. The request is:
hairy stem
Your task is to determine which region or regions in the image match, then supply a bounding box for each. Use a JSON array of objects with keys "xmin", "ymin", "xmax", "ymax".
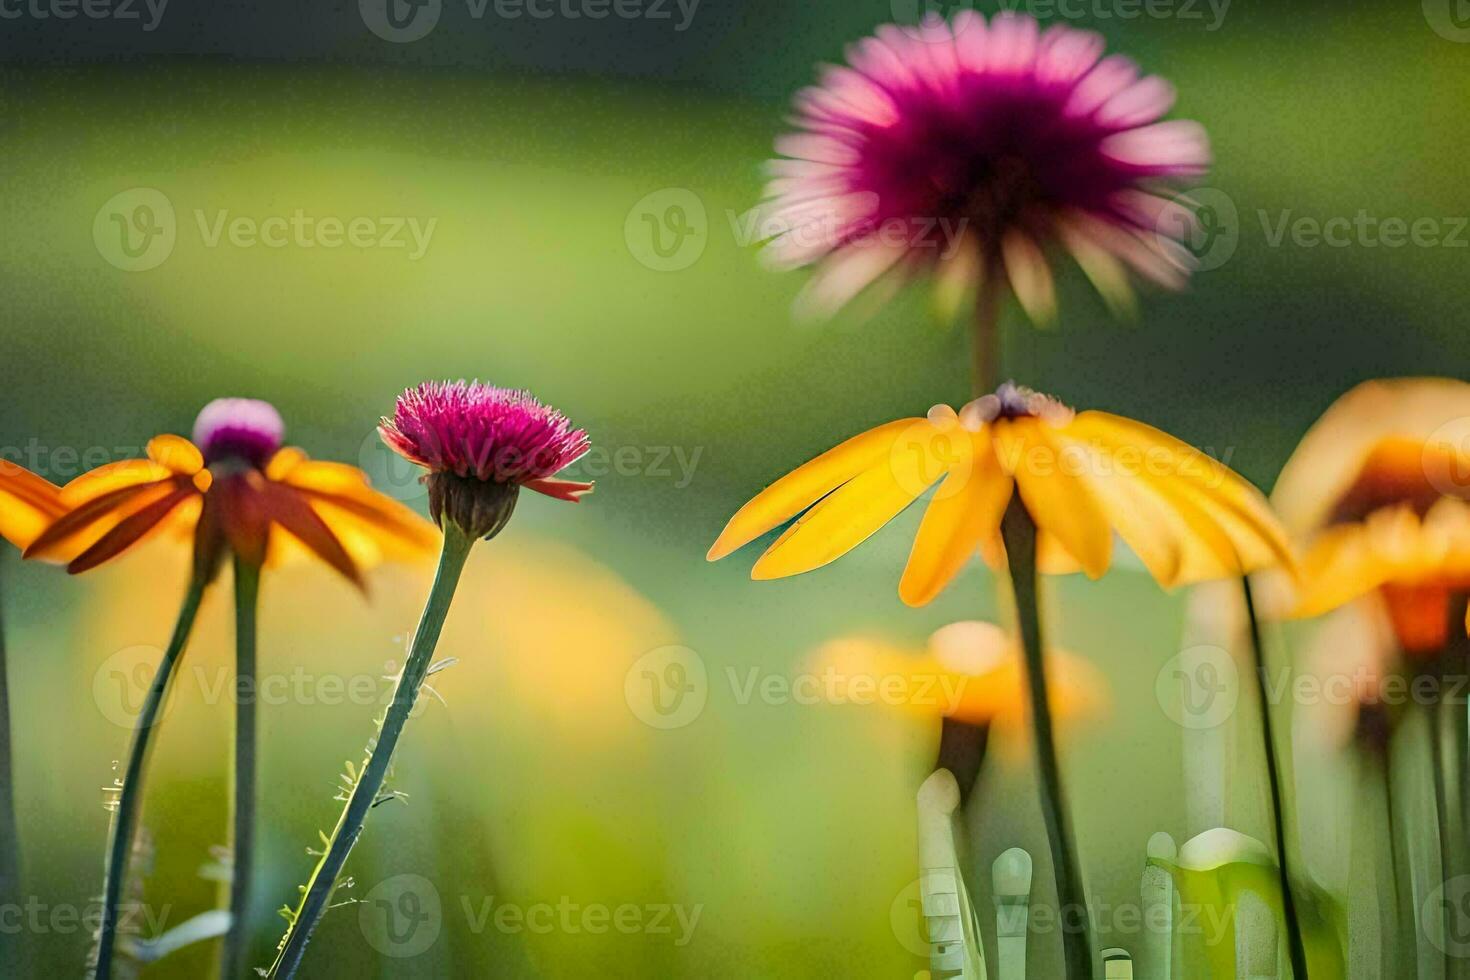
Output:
[
  {"xmin": 1240, "ymin": 576, "xmax": 1309, "ymax": 979},
  {"xmin": 223, "ymin": 557, "xmax": 261, "ymax": 979},
  {"xmin": 94, "ymin": 574, "xmax": 207, "ymax": 980},
  {"xmin": 267, "ymin": 524, "xmax": 474, "ymax": 979},
  {"xmin": 1001, "ymin": 497, "xmax": 1092, "ymax": 979}
]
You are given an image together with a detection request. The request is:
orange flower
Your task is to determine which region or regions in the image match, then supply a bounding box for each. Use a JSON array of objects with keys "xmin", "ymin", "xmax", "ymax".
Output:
[
  {"xmin": 709, "ymin": 383, "xmax": 1292, "ymax": 605},
  {"xmin": 810, "ymin": 621, "xmax": 1106, "ymax": 736},
  {"xmin": 25, "ymin": 399, "xmax": 436, "ymax": 583},
  {"xmin": 0, "ymin": 460, "xmax": 65, "ymax": 550},
  {"xmin": 1273, "ymin": 378, "xmax": 1470, "ymax": 654}
]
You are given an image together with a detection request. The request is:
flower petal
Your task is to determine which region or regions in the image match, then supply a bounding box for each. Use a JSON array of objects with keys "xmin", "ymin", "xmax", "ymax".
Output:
[
  {"xmin": 997, "ymin": 418, "xmax": 1113, "ymax": 579},
  {"xmin": 146, "ymin": 435, "xmax": 203, "ymax": 475},
  {"xmin": 67, "ymin": 485, "xmax": 195, "ymax": 573},
  {"xmin": 708, "ymin": 418, "xmax": 923, "ymax": 562},
  {"xmin": 24, "ymin": 479, "xmax": 178, "ymax": 562},
  {"xmin": 260, "ymin": 483, "xmax": 364, "ymax": 589},
  {"xmin": 900, "ymin": 434, "xmax": 1012, "ymax": 606},
  {"xmin": 750, "ymin": 428, "xmax": 949, "ymax": 580}
]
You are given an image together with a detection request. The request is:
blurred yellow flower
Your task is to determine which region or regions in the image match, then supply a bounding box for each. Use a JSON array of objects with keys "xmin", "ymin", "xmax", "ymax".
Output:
[
  {"xmin": 709, "ymin": 383, "xmax": 1291, "ymax": 606},
  {"xmin": 1273, "ymin": 378, "xmax": 1470, "ymax": 654},
  {"xmin": 0, "ymin": 460, "xmax": 65, "ymax": 550},
  {"xmin": 810, "ymin": 621, "xmax": 1107, "ymax": 735}
]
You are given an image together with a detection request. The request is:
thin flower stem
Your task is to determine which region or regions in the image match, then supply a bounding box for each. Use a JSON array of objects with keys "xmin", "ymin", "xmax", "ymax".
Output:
[
  {"xmin": 267, "ymin": 524, "xmax": 475, "ymax": 980},
  {"xmin": 971, "ymin": 260, "xmax": 1003, "ymax": 398},
  {"xmin": 223, "ymin": 557, "xmax": 261, "ymax": 980},
  {"xmin": 935, "ymin": 717, "xmax": 988, "ymax": 806},
  {"xmin": 94, "ymin": 574, "xmax": 208, "ymax": 980},
  {"xmin": 1239, "ymin": 576, "xmax": 1309, "ymax": 980},
  {"xmin": 1000, "ymin": 497, "xmax": 1092, "ymax": 980},
  {"xmin": 0, "ymin": 552, "xmax": 19, "ymax": 904},
  {"xmin": 1371, "ymin": 752, "xmax": 1411, "ymax": 980}
]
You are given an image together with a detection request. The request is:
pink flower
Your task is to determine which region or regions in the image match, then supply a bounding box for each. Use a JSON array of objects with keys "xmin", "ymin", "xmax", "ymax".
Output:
[
  {"xmin": 759, "ymin": 12, "xmax": 1210, "ymax": 323},
  {"xmin": 380, "ymin": 381, "xmax": 591, "ymax": 538}
]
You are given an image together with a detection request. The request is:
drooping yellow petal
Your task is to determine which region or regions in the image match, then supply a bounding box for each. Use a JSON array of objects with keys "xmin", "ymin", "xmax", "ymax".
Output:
[
  {"xmin": 899, "ymin": 433, "xmax": 1012, "ymax": 606},
  {"xmin": 1291, "ymin": 524, "xmax": 1394, "ymax": 619},
  {"xmin": 751, "ymin": 427, "xmax": 951, "ymax": 579},
  {"xmin": 0, "ymin": 465, "xmax": 63, "ymax": 550},
  {"xmin": 1070, "ymin": 411, "xmax": 1296, "ymax": 576},
  {"xmin": 59, "ymin": 459, "xmax": 174, "ymax": 507},
  {"xmin": 708, "ymin": 418, "xmax": 923, "ymax": 562},
  {"xmin": 146, "ymin": 435, "xmax": 203, "ymax": 475},
  {"xmin": 996, "ymin": 418, "xmax": 1112, "ymax": 578}
]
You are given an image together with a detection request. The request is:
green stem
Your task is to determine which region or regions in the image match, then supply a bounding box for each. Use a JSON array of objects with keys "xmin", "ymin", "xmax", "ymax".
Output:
[
  {"xmin": 223, "ymin": 557, "xmax": 261, "ymax": 980},
  {"xmin": 970, "ymin": 253, "xmax": 1003, "ymax": 398},
  {"xmin": 267, "ymin": 524, "xmax": 474, "ymax": 979},
  {"xmin": 1240, "ymin": 576, "xmax": 1309, "ymax": 979},
  {"xmin": 94, "ymin": 574, "xmax": 207, "ymax": 980},
  {"xmin": 1000, "ymin": 497, "xmax": 1092, "ymax": 979},
  {"xmin": 0, "ymin": 551, "xmax": 19, "ymax": 904}
]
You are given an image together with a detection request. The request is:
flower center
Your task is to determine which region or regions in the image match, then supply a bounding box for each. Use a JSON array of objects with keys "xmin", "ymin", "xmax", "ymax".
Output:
[
  {"xmin": 959, "ymin": 382, "xmax": 1073, "ymax": 430},
  {"xmin": 193, "ymin": 398, "xmax": 285, "ymax": 468},
  {"xmin": 1329, "ymin": 436, "xmax": 1468, "ymax": 524}
]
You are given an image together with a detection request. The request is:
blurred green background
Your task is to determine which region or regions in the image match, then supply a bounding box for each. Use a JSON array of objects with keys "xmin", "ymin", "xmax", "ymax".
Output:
[{"xmin": 1, "ymin": 1, "xmax": 1468, "ymax": 976}]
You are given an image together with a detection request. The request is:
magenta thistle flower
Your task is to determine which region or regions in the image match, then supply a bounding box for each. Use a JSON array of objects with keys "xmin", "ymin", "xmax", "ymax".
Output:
[
  {"xmin": 759, "ymin": 11, "xmax": 1209, "ymax": 327},
  {"xmin": 379, "ymin": 380, "xmax": 592, "ymax": 538}
]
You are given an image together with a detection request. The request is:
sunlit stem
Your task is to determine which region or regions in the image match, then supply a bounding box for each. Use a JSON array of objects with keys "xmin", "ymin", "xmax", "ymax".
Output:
[
  {"xmin": 1000, "ymin": 496, "xmax": 1092, "ymax": 980},
  {"xmin": 267, "ymin": 523, "xmax": 474, "ymax": 980},
  {"xmin": 223, "ymin": 556, "xmax": 261, "ymax": 980},
  {"xmin": 0, "ymin": 552, "xmax": 19, "ymax": 905},
  {"xmin": 94, "ymin": 574, "xmax": 208, "ymax": 980},
  {"xmin": 1239, "ymin": 575, "xmax": 1309, "ymax": 980}
]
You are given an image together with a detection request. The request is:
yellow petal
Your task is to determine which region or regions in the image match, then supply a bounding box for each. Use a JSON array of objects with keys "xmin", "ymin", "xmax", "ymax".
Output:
[
  {"xmin": 265, "ymin": 447, "xmax": 308, "ymax": 481},
  {"xmin": 750, "ymin": 433, "xmax": 947, "ymax": 580},
  {"xmin": 899, "ymin": 434, "xmax": 1012, "ymax": 606},
  {"xmin": 1291, "ymin": 524, "xmax": 1393, "ymax": 619},
  {"xmin": 59, "ymin": 458, "xmax": 174, "ymax": 507},
  {"xmin": 146, "ymin": 435, "xmax": 203, "ymax": 475},
  {"xmin": 1070, "ymin": 411, "xmax": 1296, "ymax": 576},
  {"xmin": 708, "ymin": 418, "xmax": 924, "ymax": 562},
  {"xmin": 997, "ymin": 418, "xmax": 1112, "ymax": 578}
]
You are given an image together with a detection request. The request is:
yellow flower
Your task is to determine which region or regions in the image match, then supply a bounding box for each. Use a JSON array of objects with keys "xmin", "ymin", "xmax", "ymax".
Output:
[
  {"xmin": 26, "ymin": 399, "xmax": 437, "ymax": 583},
  {"xmin": 810, "ymin": 621, "xmax": 1107, "ymax": 736},
  {"xmin": 708, "ymin": 383, "xmax": 1292, "ymax": 605},
  {"xmin": 1273, "ymin": 378, "xmax": 1470, "ymax": 654},
  {"xmin": 0, "ymin": 460, "xmax": 65, "ymax": 550}
]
